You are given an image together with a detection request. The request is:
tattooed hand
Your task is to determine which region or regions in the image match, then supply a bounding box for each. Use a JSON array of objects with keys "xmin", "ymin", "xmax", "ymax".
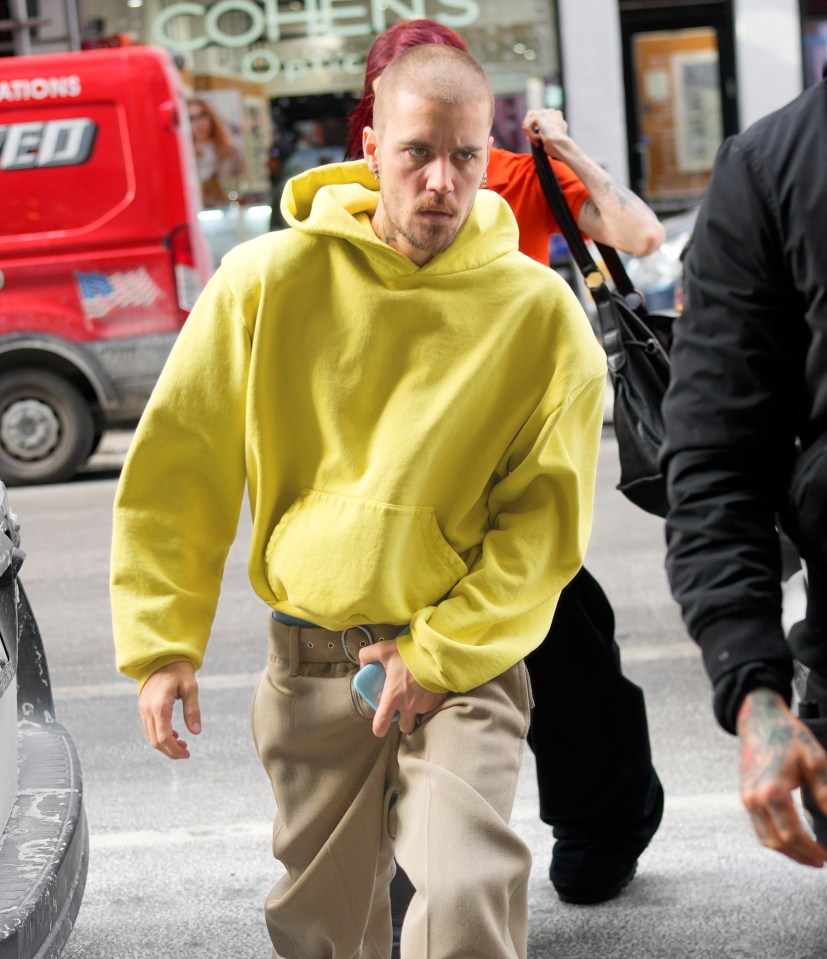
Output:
[{"xmin": 736, "ymin": 688, "xmax": 827, "ymax": 866}]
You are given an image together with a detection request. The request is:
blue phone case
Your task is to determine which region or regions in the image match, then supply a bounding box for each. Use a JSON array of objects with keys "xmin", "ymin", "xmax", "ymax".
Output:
[{"xmin": 353, "ymin": 662, "xmax": 386, "ymax": 710}]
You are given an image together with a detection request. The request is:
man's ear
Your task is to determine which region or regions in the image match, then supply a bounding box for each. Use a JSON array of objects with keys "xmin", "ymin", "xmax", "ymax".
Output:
[{"xmin": 363, "ymin": 126, "xmax": 379, "ymax": 175}]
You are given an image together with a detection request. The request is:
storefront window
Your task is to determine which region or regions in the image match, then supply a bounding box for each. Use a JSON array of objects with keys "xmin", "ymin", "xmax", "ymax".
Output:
[
  {"xmin": 78, "ymin": 0, "xmax": 562, "ymax": 179},
  {"xmin": 77, "ymin": 0, "xmax": 561, "ymax": 257},
  {"xmin": 630, "ymin": 26, "xmax": 723, "ymax": 212}
]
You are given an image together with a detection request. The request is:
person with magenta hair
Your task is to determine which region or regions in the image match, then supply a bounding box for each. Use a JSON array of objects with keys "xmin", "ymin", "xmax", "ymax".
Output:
[{"xmin": 344, "ymin": 19, "xmax": 666, "ymax": 908}]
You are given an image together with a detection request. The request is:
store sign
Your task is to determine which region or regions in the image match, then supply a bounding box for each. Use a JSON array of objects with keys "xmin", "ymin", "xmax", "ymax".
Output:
[{"xmin": 153, "ymin": 0, "xmax": 481, "ymax": 83}]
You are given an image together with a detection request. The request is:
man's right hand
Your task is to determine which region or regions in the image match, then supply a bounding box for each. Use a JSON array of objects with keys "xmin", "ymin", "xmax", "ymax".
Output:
[
  {"xmin": 139, "ymin": 661, "xmax": 201, "ymax": 760},
  {"xmin": 737, "ymin": 687, "xmax": 827, "ymax": 866}
]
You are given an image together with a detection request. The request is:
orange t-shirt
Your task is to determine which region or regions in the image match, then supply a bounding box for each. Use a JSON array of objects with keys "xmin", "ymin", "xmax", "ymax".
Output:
[{"xmin": 486, "ymin": 147, "xmax": 590, "ymax": 266}]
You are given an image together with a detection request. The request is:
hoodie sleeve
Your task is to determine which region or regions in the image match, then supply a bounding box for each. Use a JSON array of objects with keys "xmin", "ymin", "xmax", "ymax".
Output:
[
  {"xmin": 110, "ymin": 264, "xmax": 252, "ymax": 688},
  {"xmin": 398, "ymin": 353, "xmax": 606, "ymax": 694}
]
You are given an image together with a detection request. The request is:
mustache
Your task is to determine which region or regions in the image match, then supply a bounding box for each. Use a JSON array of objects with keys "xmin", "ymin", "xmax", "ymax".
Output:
[{"xmin": 413, "ymin": 198, "xmax": 460, "ymax": 216}]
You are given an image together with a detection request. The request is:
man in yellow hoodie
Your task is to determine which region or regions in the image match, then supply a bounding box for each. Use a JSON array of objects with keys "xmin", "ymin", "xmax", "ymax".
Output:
[{"xmin": 111, "ymin": 45, "xmax": 606, "ymax": 959}]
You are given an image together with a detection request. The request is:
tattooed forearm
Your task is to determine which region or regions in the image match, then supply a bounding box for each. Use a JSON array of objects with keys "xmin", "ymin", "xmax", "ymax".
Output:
[
  {"xmin": 576, "ymin": 173, "xmax": 663, "ymax": 255},
  {"xmin": 587, "ymin": 175, "xmax": 649, "ymax": 215},
  {"xmin": 580, "ymin": 197, "xmax": 601, "ymax": 222},
  {"xmin": 528, "ymin": 107, "xmax": 664, "ymax": 254}
]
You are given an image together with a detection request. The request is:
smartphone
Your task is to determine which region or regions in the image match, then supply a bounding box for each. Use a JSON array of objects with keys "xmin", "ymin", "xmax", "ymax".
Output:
[{"xmin": 352, "ymin": 662, "xmax": 386, "ymax": 711}]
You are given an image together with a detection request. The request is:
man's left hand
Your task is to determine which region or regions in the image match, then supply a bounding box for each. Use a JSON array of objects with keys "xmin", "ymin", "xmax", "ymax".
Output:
[{"xmin": 522, "ymin": 108, "xmax": 571, "ymax": 159}]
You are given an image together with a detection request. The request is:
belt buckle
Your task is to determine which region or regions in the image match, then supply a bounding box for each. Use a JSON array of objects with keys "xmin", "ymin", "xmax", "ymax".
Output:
[{"xmin": 341, "ymin": 625, "xmax": 375, "ymax": 665}]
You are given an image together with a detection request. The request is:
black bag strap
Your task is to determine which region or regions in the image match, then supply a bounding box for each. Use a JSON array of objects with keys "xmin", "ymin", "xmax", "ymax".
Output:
[
  {"xmin": 530, "ymin": 143, "xmax": 646, "ymax": 315},
  {"xmin": 530, "ymin": 143, "xmax": 628, "ymax": 369},
  {"xmin": 530, "ymin": 143, "xmax": 599, "ymax": 283},
  {"xmin": 594, "ymin": 242, "xmax": 638, "ymax": 300}
]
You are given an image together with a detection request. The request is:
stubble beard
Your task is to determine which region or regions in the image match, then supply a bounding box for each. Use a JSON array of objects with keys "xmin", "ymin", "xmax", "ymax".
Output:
[{"xmin": 378, "ymin": 197, "xmax": 461, "ymax": 260}]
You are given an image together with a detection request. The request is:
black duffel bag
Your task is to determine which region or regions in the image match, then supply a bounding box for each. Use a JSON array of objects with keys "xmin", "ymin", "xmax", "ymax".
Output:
[{"xmin": 531, "ymin": 144, "xmax": 674, "ymax": 517}]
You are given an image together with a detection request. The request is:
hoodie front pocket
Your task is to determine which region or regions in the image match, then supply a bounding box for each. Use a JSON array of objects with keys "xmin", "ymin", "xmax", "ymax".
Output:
[{"xmin": 265, "ymin": 489, "xmax": 467, "ymax": 623}]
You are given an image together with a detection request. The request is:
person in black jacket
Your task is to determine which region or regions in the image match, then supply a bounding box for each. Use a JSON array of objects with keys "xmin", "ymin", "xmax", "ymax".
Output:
[{"xmin": 662, "ymin": 69, "xmax": 827, "ymax": 867}]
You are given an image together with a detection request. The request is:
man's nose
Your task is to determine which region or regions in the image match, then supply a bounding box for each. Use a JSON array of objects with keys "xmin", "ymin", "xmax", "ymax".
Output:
[{"xmin": 425, "ymin": 158, "xmax": 454, "ymax": 194}]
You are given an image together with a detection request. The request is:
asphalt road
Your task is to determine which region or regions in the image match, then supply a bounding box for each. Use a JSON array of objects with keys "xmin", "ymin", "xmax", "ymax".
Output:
[{"xmin": 7, "ymin": 428, "xmax": 827, "ymax": 959}]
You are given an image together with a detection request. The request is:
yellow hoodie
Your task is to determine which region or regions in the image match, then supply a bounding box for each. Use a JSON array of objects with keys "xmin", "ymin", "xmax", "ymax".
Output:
[{"xmin": 111, "ymin": 160, "xmax": 607, "ymax": 693}]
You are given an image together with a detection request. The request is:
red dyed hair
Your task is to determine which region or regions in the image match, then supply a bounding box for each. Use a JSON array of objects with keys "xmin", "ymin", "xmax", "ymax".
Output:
[{"xmin": 343, "ymin": 19, "xmax": 468, "ymax": 160}]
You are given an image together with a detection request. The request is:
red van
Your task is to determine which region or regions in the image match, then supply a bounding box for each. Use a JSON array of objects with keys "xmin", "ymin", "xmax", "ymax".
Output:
[{"xmin": 0, "ymin": 45, "xmax": 212, "ymax": 485}]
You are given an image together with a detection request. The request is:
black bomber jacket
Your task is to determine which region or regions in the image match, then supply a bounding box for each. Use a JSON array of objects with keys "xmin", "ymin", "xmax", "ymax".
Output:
[{"xmin": 661, "ymin": 77, "xmax": 827, "ymax": 733}]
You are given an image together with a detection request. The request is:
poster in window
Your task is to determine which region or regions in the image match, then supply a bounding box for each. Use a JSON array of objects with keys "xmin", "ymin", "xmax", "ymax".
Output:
[
  {"xmin": 633, "ymin": 28, "xmax": 723, "ymax": 208},
  {"xmin": 187, "ymin": 89, "xmax": 247, "ymax": 207}
]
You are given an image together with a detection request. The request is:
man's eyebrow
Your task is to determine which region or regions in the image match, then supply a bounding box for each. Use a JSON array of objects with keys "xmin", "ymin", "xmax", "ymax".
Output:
[{"xmin": 401, "ymin": 138, "xmax": 485, "ymax": 153}]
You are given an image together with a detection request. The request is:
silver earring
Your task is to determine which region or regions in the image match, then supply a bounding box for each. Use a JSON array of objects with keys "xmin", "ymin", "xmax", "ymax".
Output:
[
  {"xmin": 480, "ymin": 171, "xmax": 488, "ymax": 188},
  {"xmin": 373, "ymin": 168, "xmax": 380, "ymax": 180}
]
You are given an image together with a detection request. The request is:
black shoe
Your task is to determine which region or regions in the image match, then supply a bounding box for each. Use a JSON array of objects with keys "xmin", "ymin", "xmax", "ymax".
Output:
[
  {"xmin": 549, "ymin": 776, "xmax": 663, "ymax": 905},
  {"xmin": 554, "ymin": 861, "xmax": 638, "ymax": 905}
]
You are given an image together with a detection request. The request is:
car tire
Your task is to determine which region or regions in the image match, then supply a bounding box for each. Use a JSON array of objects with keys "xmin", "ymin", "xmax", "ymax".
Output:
[
  {"xmin": 0, "ymin": 368, "xmax": 95, "ymax": 486},
  {"xmin": 88, "ymin": 430, "xmax": 104, "ymax": 457}
]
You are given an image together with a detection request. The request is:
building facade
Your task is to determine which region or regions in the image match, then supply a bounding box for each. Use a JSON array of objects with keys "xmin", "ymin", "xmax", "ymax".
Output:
[
  {"xmin": 563, "ymin": 0, "xmax": 805, "ymax": 214},
  {"xmin": 0, "ymin": 0, "xmax": 820, "ymax": 214}
]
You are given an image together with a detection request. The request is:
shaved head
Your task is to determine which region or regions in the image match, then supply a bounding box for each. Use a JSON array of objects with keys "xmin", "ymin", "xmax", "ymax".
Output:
[
  {"xmin": 373, "ymin": 44, "xmax": 494, "ymax": 137},
  {"xmin": 362, "ymin": 43, "xmax": 494, "ymax": 266}
]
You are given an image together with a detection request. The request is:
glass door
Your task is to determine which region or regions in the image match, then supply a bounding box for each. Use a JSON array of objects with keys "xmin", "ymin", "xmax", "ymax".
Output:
[{"xmin": 620, "ymin": 2, "xmax": 738, "ymax": 215}]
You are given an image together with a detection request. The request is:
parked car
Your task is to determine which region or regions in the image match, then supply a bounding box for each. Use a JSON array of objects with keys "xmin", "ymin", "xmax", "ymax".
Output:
[
  {"xmin": 0, "ymin": 482, "xmax": 88, "ymax": 957},
  {"xmin": 0, "ymin": 45, "xmax": 212, "ymax": 487},
  {"xmin": 622, "ymin": 205, "xmax": 700, "ymax": 314}
]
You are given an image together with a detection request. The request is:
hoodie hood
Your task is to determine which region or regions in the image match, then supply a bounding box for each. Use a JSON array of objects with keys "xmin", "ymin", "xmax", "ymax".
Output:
[{"xmin": 281, "ymin": 159, "xmax": 520, "ymax": 276}]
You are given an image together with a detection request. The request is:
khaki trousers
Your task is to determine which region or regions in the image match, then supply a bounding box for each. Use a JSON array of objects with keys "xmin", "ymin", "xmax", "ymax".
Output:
[{"xmin": 251, "ymin": 619, "xmax": 533, "ymax": 959}]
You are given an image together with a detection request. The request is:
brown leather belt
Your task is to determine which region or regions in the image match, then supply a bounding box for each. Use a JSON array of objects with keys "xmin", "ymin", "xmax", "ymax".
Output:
[{"xmin": 268, "ymin": 614, "xmax": 402, "ymax": 667}]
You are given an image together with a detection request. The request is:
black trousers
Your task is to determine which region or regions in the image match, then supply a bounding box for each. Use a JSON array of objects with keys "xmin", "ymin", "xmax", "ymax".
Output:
[{"xmin": 525, "ymin": 566, "xmax": 661, "ymax": 844}]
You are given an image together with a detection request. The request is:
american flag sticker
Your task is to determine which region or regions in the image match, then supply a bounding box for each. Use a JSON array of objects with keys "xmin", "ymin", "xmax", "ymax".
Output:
[{"xmin": 75, "ymin": 268, "xmax": 163, "ymax": 320}]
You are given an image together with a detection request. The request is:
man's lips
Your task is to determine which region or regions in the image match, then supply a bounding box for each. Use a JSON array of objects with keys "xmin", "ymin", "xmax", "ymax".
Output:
[{"xmin": 416, "ymin": 205, "xmax": 457, "ymax": 219}]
